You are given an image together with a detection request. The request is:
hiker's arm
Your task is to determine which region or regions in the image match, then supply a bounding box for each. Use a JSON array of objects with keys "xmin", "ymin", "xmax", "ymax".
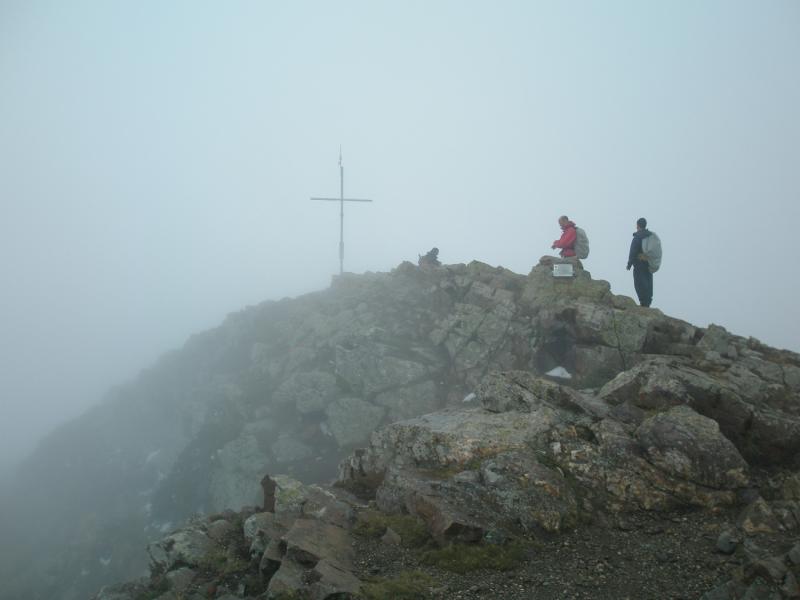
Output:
[
  {"xmin": 553, "ymin": 228, "xmax": 576, "ymax": 249},
  {"xmin": 628, "ymin": 238, "xmax": 639, "ymax": 266}
]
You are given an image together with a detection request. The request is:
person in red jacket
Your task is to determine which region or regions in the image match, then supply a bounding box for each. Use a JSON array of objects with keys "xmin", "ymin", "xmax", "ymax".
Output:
[{"xmin": 551, "ymin": 215, "xmax": 577, "ymax": 257}]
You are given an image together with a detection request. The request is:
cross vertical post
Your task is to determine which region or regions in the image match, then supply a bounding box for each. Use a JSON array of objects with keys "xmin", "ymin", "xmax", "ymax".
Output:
[
  {"xmin": 339, "ymin": 150, "xmax": 344, "ymax": 271},
  {"xmin": 311, "ymin": 149, "xmax": 373, "ymax": 275}
]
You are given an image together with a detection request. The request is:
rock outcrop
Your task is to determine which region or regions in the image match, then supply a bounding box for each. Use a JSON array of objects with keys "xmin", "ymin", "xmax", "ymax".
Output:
[
  {"xmin": 2, "ymin": 260, "xmax": 799, "ymax": 600},
  {"xmin": 338, "ymin": 369, "xmax": 759, "ymax": 540},
  {"xmin": 94, "ymin": 476, "xmax": 363, "ymax": 600},
  {"xmin": 336, "ymin": 303, "xmax": 800, "ymax": 547}
]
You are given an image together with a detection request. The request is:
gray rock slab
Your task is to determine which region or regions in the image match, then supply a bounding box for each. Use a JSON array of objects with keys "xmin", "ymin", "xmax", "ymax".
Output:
[
  {"xmin": 339, "ymin": 405, "xmax": 562, "ymax": 479},
  {"xmin": 476, "ymin": 370, "xmax": 589, "ymax": 415},
  {"xmin": 300, "ymin": 484, "xmax": 356, "ymax": 529},
  {"xmin": 266, "ymin": 558, "xmax": 305, "ymax": 598},
  {"xmin": 308, "ymin": 558, "xmax": 362, "ymax": 600},
  {"xmin": 259, "ymin": 538, "xmax": 284, "ymax": 578},
  {"xmin": 636, "ymin": 405, "xmax": 749, "ymax": 489},
  {"xmin": 282, "ymin": 518, "xmax": 355, "ymax": 570}
]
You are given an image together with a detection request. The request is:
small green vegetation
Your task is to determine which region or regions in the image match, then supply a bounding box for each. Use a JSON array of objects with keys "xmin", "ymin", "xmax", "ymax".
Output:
[
  {"xmin": 271, "ymin": 591, "xmax": 302, "ymax": 600},
  {"xmin": 360, "ymin": 570, "xmax": 435, "ymax": 600},
  {"xmin": 353, "ymin": 511, "xmax": 431, "ymax": 548},
  {"xmin": 418, "ymin": 464, "xmax": 464, "ymax": 480},
  {"xmin": 228, "ymin": 511, "xmax": 245, "ymax": 532},
  {"xmin": 420, "ymin": 540, "xmax": 528, "ymax": 574},
  {"xmin": 198, "ymin": 547, "xmax": 248, "ymax": 576}
]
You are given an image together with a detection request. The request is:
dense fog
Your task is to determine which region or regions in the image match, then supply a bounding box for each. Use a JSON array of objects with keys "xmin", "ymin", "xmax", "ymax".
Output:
[{"xmin": 1, "ymin": 0, "xmax": 798, "ymax": 483}]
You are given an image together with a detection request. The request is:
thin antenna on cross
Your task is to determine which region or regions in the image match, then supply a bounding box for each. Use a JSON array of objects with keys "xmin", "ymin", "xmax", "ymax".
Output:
[{"xmin": 311, "ymin": 149, "xmax": 373, "ymax": 275}]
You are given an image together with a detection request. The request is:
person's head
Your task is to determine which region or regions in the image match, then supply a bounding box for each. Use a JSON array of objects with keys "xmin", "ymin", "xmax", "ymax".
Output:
[
  {"xmin": 558, "ymin": 215, "xmax": 569, "ymax": 227},
  {"xmin": 636, "ymin": 217, "xmax": 647, "ymax": 230}
]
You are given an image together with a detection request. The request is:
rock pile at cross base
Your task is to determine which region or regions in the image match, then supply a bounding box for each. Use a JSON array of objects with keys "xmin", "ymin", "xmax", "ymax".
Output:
[{"xmin": 5, "ymin": 261, "xmax": 800, "ymax": 600}]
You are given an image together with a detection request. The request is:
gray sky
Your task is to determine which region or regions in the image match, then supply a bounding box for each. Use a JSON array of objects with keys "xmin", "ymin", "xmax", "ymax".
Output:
[{"xmin": 1, "ymin": 0, "xmax": 798, "ymax": 475}]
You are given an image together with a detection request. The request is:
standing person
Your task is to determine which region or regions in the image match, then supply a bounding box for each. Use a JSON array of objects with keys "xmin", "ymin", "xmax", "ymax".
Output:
[
  {"xmin": 627, "ymin": 217, "xmax": 655, "ymax": 307},
  {"xmin": 551, "ymin": 216, "xmax": 577, "ymax": 258}
]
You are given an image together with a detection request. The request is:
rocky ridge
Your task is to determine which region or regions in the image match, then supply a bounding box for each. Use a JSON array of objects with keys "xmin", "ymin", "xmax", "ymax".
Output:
[
  {"xmin": 84, "ymin": 261, "xmax": 800, "ymax": 600},
  {"xmin": 90, "ymin": 268, "xmax": 800, "ymax": 599}
]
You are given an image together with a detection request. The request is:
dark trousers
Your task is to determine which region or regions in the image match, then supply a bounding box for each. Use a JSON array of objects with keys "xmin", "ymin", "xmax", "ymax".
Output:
[{"xmin": 633, "ymin": 265, "xmax": 653, "ymax": 307}]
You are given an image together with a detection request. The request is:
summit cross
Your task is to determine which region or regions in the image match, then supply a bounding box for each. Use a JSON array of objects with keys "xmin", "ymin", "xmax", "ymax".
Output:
[{"xmin": 310, "ymin": 149, "xmax": 373, "ymax": 275}]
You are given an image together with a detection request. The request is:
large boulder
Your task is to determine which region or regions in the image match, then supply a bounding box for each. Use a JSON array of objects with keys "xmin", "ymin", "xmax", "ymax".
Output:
[
  {"xmin": 264, "ymin": 518, "xmax": 361, "ymax": 599},
  {"xmin": 598, "ymin": 356, "xmax": 800, "ymax": 465},
  {"xmin": 476, "ymin": 370, "xmax": 590, "ymax": 415},
  {"xmin": 243, "ymin": 511, "xmax": 287, "ymax": 546},
  {"xmin": 547, "ymin": 416, "xmax": 740, "ymax": 512},
  {"xmin": 208, "ymin": 431, "xmax": 268, "ymax": 511},
  {"xmin": 339, "ymin": 404, "xmax": 564, "ymax": 479},
  {"xmin": 147, "ymin": 529, "xmax": 215, "ymax": 573},
  {"xmin": 375, "ymin": 449, "xmax": 580, "ymax": 542},
  {"xmin": 339, "ymin": 371, "xmax": 750, "ymax": 542},
  {"xmin": 282, "ymin": 519, "xmax": 354, "ymax": 569},
  {"xmin": 635, "ymin": 405, "xmax": 749, "ymax": 489},
  {"xmin": 306, "ymin": 559, "xmax": 362, "ymax": 600}
]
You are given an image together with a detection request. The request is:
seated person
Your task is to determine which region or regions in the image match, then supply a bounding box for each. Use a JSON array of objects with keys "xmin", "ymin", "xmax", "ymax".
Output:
[{"xmin": 418, "ymin": 247, "xmax": 441, "ymax": 267}]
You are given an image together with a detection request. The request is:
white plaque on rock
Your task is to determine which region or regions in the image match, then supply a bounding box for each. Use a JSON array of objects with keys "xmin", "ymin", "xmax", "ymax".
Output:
[{"xmin": 552, "ymin": 263, "xmax": 574, "ymax": 278}]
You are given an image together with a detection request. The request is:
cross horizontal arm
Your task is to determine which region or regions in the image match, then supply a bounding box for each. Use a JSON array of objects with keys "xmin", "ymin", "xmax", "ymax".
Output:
[{"xmin": 310, "ymin": 197, "xmax": 373, "ymax": 202}]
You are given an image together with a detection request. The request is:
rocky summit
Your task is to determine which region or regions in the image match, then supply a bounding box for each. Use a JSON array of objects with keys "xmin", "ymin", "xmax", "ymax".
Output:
[{"xmin": 2, "ymin": 261, "xmax": 799, "ymax": 600}]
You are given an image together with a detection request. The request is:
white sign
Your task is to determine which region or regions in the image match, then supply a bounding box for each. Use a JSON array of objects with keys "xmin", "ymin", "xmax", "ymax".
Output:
[{"xmin": 553, "ymin": 263, "xmax": 574, "ymax": 278}]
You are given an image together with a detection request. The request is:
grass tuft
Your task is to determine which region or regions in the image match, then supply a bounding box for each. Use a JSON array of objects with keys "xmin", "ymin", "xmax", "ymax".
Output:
[
  {"xmin": 353, "ymin": 511, "xmax": 431, "ymax": 548},
  {"xmin": 198, "ymin": 547, "xmax": 248, "ymax": 576},
  {"xmin": 360, "ymin": 570, "xmax": 435, "ymax": 599},
  {"xmin": 420, "ymin": 540, "xmax": 528, "ymax": 574}
]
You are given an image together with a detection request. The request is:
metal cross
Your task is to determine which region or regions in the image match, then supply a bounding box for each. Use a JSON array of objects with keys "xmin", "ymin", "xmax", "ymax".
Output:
[{"xmin": 311, "ymin": 148, "xmax": 373, "ymax": 275}]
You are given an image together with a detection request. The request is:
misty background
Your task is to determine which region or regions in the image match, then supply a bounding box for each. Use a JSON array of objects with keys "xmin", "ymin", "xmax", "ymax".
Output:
[{"xmin": 1, "ymin": 0, "xmax": 798, "ymax": 481}]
